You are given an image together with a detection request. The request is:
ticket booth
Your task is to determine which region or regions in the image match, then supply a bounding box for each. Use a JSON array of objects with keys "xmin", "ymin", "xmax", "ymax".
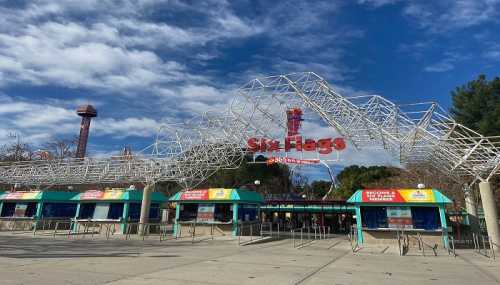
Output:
[
  {"xmin": 72, "ymin": 188, "xmax": 168, "ymax": 233},
  {"xmin": 347, "ymin": 188, "xmax": 452, "ymax": 248},
  {"xmin": 169, "ymin": 188, "xmax": 264, "ymax": 237},
  {"xmin": 0, "ymin": 191, "xmax": 78, "ymax": 230}
]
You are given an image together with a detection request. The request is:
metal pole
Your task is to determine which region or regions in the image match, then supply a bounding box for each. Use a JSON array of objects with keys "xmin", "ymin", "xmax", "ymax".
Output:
[
  {"xmin": 479, "ymin": 181, "xmax": 500, "ymax": 250},
  {"xmin": 464, "ymin": 185, "xmax": 480, "ymax": 233},
  {"xmin": 138, "ymin": 184, "xmax": 153, "ymax": 236}
]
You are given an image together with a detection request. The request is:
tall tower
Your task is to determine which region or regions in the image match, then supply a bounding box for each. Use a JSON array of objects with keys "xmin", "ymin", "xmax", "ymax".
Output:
[{"xmin": 75, "ymin": 105, "xmax": 97, "ymax": 158}]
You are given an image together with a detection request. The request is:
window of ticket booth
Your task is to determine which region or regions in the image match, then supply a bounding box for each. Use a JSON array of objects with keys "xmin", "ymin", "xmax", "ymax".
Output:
[
  {"xmin": 361, "ymin": 206, "xmax": 388, "ymax": 229},
  {"xmin": 238, "ymin": 204, "xmax": 258, "ymax": 222},
  {"xmin": 0, "ymin": 202, "xmax": 37, "ymax": 217},
  {"xmin": 411, "ymin": 207, "xmax": 441, "ymax": 230},
  {"xmin": 128, "ymin": 203, "xmax": 161, "ymax": 220},
  {"xmin": 107, "ymin": 203, "xmax": 124, "ymax": 219},
  {"xmin": 42, "ymin": 203, "xmax": 77, "ymax": 218},
  {"xmin": 79, "ymin": 203, "xmax": 96, "ymax": 219},
  {"xmin": 214, "ymin": 204, "xmax": 232, "ymax": 223},
  {"xmin": 361, "ymin": 206, "xmax": 442, "ymax": 230},
  {"xmin": 179, "ymin": 203, "xmax": 198, "ymax": 221}
]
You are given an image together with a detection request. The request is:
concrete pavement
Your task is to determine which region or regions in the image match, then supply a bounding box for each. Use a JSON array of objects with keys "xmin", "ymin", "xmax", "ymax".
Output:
[{"xmin": 0, "ymin": 233, "xmax": 498, "ymax": 285}]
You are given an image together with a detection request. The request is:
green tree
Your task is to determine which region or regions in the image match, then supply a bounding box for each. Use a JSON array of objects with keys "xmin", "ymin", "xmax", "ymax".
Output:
[
  {"xmin": 450, "ymin": 74, "xmax": 500, "ymax": 136},
  {"xmin": 333, "ymin": 165, "xmax": 395, "ymax": 199}
]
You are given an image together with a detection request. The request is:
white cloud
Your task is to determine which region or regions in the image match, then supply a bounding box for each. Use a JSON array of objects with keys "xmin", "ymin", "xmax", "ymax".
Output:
[
  {"xmin": 93, "ymin": 117, "xmax": 160, "ymax": 138},
  {"xmin": 424, "ymin": 62, "xmax": 455, "ymax": 73},
  {"xmin": 403, "ymin": 1, "xmax": 500, "ymax": 33},
  {"xmin": 0, "ymin": 94, "xmax": 163, "ymax": 148},
  {"xmin": 358, "ymin": 0, "xmax": 500, "ymax": 33},
  {"xmin": 483, "ymin": 44, "xmax": 500, "ymax": 60},
  {"xmin": 358, "ymin": 0, "xmax": 402, "ymax": 7}
]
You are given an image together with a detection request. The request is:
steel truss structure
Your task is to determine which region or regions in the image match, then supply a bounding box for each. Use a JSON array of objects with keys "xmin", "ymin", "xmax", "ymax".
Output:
[{"xmin": 0, "ymin": 72, "xmax": 498, "ymax": 188}]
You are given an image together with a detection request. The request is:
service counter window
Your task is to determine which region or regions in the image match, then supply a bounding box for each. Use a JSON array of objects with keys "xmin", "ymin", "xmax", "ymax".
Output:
[
  {"xmin": 361, "ymin": 206, "xmax": 388, "ymax": 229},
  {"xmin": 214, "ymin": 204, "xmax": 232, "ymax": 223},
  {"xmin": 107, "ymin": 203, "xmax": 124, "ymax": 219},
  {"xmin": 149, "ymin": 203, "xmax": 160, "ymax": 220},
  {"xmin": 179, "ymin": 203, "xmax": 198, "ymax": 221},
  {"xmin": 79, "ymin": 203, "xmax": 96, "ymax": 219},
  {"xmin": 238, "ymin": 204, "xmax": 258, "ymax": 222},
  {"xmin": 42, "ymin": 203, "xmax": 77, "ymax": 218},
  {"xmin": 411, "ymin": 207, "xmax": 441, "ymax": 230},
  {"xmin": 129, "ymin": 203, "xmax": 141, "ymax": 220},
  {"xmin": 0, "ymin": 202, "xmax": 37, "ymax": 218},
  {"xmin": 128, "ymin": 203, "xmax": 161, "ymax": 220}
]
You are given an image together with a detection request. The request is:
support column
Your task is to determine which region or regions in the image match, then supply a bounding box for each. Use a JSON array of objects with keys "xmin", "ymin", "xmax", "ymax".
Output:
[
  {"xmin": 173, "ymin": 203, "xmax": 180, "ymax": 237},
  {"xmin": 121, "ymin": 202, "xmax": 129, "ymax": 234},
  {"xmin": 439, "ymin": 205, "xmax": 449, "ymax": 248},
  {"xmin": 138, "ymin": 184, "xmax": 153, "ymax": 236},
  {"xmin": 232, "ymin": 203, "xmax": 238, "ymax": 236},
  {"xmin": 464, "ymin": 186, "xmax": 479, "ymax": 233},
  {"xmin": 72, "ymin": 203, "xmax": 81, "ymax": 232},
  {"xmin": 479, "ymin": 181, "xmax": 500, "ymax": 250},
  {"xmin": 355, "ymin": 207, "xmax": 363, "ymax": 245}
]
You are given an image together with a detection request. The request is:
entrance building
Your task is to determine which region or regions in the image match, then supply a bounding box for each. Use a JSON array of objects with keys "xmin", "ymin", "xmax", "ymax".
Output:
[
  {"xmin": 72, "ymin": 188, "xmax": 168, "ymax": 233},
  {"xmin": 169, "ymin": 188, "xmax": 264, "ymax": 236},
  {"xmin": 0, "ymin": 191, "xmax": 78, "ymax": 230},
  {"xmin": 261, "ymin": 199, "xmax": 355, "ymax": 234},
  {"xmin": 348, "ymin": 188, "xmax": 452, "ymax": 247}
]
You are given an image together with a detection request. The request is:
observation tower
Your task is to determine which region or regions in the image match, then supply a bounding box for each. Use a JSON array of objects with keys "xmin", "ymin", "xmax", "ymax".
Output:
[{"xmin": 75, "ymin": 105, "xmax": 97, "ymax": 158}]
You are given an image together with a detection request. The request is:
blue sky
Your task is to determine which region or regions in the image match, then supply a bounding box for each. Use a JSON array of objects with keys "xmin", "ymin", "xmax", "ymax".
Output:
[{"xmin": 0, "ymin": 0, "xmax": 499, "ymax": 179}]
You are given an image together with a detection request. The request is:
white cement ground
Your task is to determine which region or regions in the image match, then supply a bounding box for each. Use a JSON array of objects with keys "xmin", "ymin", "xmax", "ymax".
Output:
[{"xmin": 0, "ymin": 232, "xmax": 498, "ymax": 285}]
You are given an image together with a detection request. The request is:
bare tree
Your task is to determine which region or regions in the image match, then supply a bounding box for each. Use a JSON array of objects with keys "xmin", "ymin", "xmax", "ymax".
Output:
[
  {"xmin": 42, "ymin": 136, "xmax": 78, "ymax": 160},
  {"xmin": 0, "ymin": 133, "xmax": 35, "ymax": 162}
]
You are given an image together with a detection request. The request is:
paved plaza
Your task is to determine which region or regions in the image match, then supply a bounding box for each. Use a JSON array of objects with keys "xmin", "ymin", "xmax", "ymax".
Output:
[{"xmin": 0, "ymin": 233, "xmax": 498, "ymax": 285}]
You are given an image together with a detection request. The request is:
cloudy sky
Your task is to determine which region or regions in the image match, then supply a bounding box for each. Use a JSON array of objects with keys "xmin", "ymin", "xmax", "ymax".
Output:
[{"xmin": 0, "ymin": 0, "xmax": 499, "ymax": 175}]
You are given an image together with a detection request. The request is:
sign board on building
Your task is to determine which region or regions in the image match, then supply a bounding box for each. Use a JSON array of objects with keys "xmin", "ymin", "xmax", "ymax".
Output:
[
  {"xmin": 180, "ymin": 189, "xmax": 234, "ymax": 201},
  {"xmin": 197, "ymin": 204, "xmax": 215, "ymax": 222},
  {"xmin": 386, "ymin": 206, "xmax": 413, "ymax": 229},
  {"xmin": 13, "ymin": 203, "xmax": 28, "ymax": 217},
  {"xmin": 361, "ymin": 189, "xmax": 435, "ymax": 203}
]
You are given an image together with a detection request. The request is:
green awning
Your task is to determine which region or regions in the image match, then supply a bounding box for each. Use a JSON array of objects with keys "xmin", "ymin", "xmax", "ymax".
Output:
[
  {"xmin": 0, "ymin": 191, "xmax": 78, "ymax": 201},
  {"xmin": 71, "ymin": 189, "xmax": 168, "ymax": 202}
]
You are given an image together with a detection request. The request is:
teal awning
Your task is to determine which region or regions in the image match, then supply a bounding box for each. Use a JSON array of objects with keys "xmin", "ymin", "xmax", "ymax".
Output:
[
  {"xmin": 0, "ymin": 191, "xmax": 78, "ymax": 201},
  {"xmin": 71, "ymin": 189, "xmax": 168, "ymax": 202}
]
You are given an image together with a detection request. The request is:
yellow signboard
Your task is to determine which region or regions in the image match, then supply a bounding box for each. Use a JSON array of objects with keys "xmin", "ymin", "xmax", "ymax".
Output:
[
  {"xmin": 102, "ymin": 190, "xmax": 125, "ymax": 200},
  {"xmin": 208, "ymin": 188, "xmax": 232, "ymax": 200},
  {"xmin": 399, "ymin": 189, "xmax": 435, "ymax": 203}
]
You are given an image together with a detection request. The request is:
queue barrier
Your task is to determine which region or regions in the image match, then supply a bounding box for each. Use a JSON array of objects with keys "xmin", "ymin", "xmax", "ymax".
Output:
[
  {"xmin": 472, "ymin": 232, "xmax": 496, "ymax": 260},
  {"xmin": 125, "ymin": 222, "xmax": 172, "ymax": 241},
  {"xmin": 176, "ymin": 221, "xmax": 228, "ymax": 243}
]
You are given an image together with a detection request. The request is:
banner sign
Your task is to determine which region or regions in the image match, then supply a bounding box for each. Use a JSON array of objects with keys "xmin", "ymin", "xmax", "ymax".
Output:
[
  {"xmin": 80, "ymin": 190, "xmax": 126, "ymax": 200},
  {"xmin": 266, "ymin": 157, "xmax": 320, "ymax": 165},
  {"xmin": 197, "ymin": 204, "xmax": 215, "ymax": 222},
  {"xmin": 3, "ymin": 191, "xmax": 41, "ymax": 200},
  {"xmin": 180, "ymin": 189, "xmax": 234, "ymax": 201},
  {"xmin": 80, "ymin": 190, "xmax": 105, "ymax": 200},
  {"xmin": 180, "ymin": 189, "xmax": 209, "ymax": 200},
  {"xmin": 208, "ymin": 188, "xmax": 232, "ymax": 200},
  {"xmin": 14, "ymin": 203, "xmax": 28, "ymax": 217},
  {"xmin": 386, "ymin": 206, "xmax": 413, "ymax": 229},
  {"xmin": 361, "ymin": 189, "xmax": 435, "ymax": 203}
]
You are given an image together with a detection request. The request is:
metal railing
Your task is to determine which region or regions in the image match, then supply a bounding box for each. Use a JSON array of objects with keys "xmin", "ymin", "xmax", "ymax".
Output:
[
  {"xmin": 348, "ymin": 225, "xmax": 360, "ymax": 252},
  {"xmin": 472, "ymin": 233, "xmax": 496, "ymax": 260},
  {"xmin": 176, "ymin": 221, "xmax": 223, "ymax": 243},
  {"xmin": 125, "ymin": 222, "xmax": 172, "ymax": 241},
  {"xmin": 237, "ymin": 222, "xmax": 262, "ymax": 245}
]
